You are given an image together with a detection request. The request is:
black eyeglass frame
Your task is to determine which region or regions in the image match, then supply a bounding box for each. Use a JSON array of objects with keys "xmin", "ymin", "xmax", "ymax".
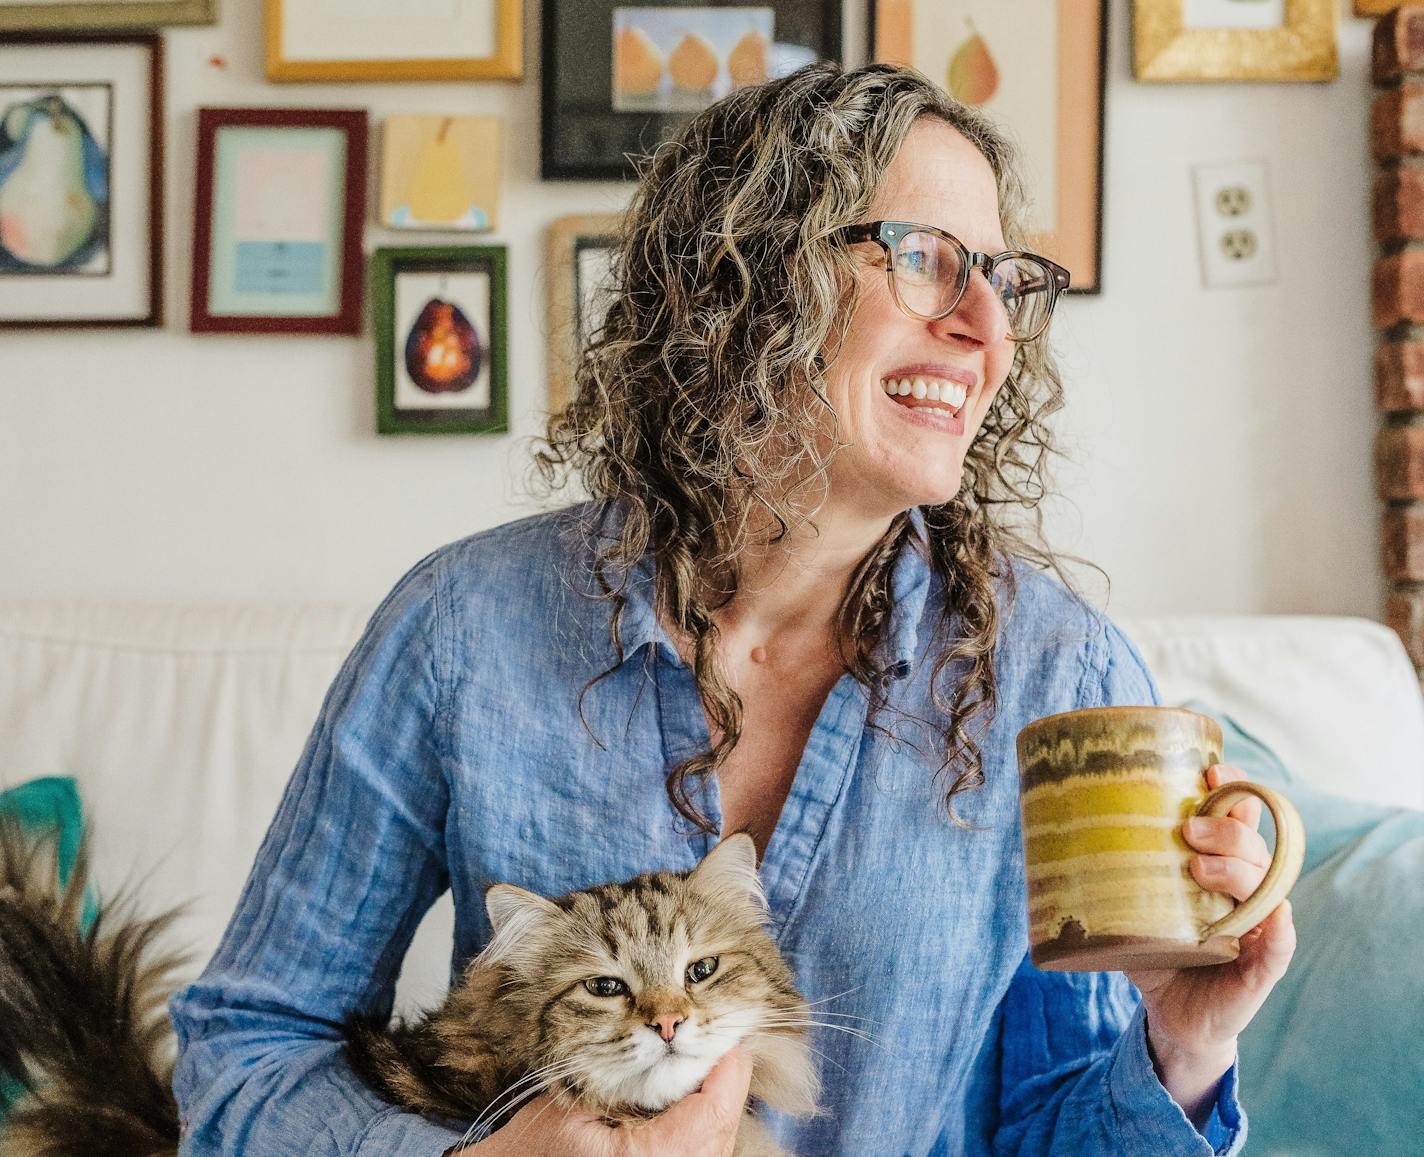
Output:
[{"xmin": 835, "ymin": 220, "xmax": 1071, "ymax": 343}]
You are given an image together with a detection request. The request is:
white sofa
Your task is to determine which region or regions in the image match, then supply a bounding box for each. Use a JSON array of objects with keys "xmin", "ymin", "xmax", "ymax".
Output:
[{"xmin": 0, "ymin": 601, "xmax": 1421, "ymax": 1018}]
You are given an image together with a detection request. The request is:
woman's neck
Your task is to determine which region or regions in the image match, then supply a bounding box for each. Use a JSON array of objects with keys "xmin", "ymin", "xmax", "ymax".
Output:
[{"xmin": 710, "ymin": 506, "xmax": 902, "ymax": 655}]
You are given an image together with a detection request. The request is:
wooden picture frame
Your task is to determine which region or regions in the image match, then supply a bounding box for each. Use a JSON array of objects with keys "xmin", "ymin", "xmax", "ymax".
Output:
[
  {"xmin": 0, "ymin": 32, "xmax": 164, "ymax": 329},
  {"xmin": 545, "ymin": 213, "xmax": 622, "ymax": 415},
  {"xmin": 542, "ymin": 0, "xmax": 842, "ymax": 180},
  {"xmin": 1132, "ymin": 0, "xmax": 1338, "ymax": 82},
  {"xmin": 0, "ymin": 1, "xmax": 216, "ymax": 32},
  {"xmin": 265, "ymin": 0, "xmax": 522, "ymax": 83},
  {"xmin": 190, "ymin": 107, "xmax": 367, "ymax": 335},
  {"xmin": 872, "ymin": 0, "xmax": 1106, "ymax": 294},
  {"xmin": 373, "ymin": 245, "xmax": 508, "ymax": 435}
]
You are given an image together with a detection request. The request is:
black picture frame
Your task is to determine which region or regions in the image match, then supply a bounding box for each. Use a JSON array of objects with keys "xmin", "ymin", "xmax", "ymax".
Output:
[{"xmin": 541, "ymin": 0, "xmax": 842, "ymax": 180}]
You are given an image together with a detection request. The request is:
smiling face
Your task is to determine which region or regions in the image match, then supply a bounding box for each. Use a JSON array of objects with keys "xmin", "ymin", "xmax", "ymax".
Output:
[{"xmin": 820, "ymin": 117, "xmax": 1018, "ymax": 523}]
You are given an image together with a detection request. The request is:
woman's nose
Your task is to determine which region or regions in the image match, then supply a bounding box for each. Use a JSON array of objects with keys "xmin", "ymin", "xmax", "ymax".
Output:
[{"xmin": 930, "ymin": 267, "xmax": 1010, "ymax": 349}]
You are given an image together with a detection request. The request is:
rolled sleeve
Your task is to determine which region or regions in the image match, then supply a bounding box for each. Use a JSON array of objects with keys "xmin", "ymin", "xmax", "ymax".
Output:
[
  {"xmin": 169, "ymin": 551, "xmax": 467, "ymax": 1155},
  {"xmin": 995, "ymin": 958, "xmax": 1245, "ymax": 1155}
]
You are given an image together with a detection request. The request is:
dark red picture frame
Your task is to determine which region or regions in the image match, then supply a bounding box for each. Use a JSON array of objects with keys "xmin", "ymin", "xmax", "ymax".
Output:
[{"xmin": 190, "ymin": 106, "xmax": 367, "ymax": 334}]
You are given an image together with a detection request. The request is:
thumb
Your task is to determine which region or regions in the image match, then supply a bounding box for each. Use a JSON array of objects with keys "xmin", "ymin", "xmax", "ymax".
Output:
[{"xmin": 661, "ymin": 1045, "xmax": 753, "ymax": 1128}]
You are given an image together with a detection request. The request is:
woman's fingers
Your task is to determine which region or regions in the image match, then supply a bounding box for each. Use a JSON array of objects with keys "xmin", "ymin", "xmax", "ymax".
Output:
[
  {"xmin": 1205, "ymin": 764, "xmax": 1262, "ymax": 829},
  {"xmin": 1183, "ymin": 815, "xmax": 1271, "ymax": 868}
]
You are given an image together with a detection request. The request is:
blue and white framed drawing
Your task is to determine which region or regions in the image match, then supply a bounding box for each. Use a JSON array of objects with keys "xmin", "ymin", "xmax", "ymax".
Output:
[{"xmin": 0, "ymin": 33, "xmax": 163, "ymax": 328}]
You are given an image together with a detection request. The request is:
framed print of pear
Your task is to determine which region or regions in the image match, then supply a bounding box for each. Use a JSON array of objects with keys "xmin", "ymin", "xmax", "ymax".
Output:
[
  {"xmin": 611, "ymin": 7, "xmax": 774, "ymax": 115},
  {"xmin": 0, "ymin": 90, "xmax": 110, "ymax": 275},
  {"xmin": 380, "ymin": 114, "xmax": 501, "ymax": 232},
  {"xmin": 373, "ymin": 245, "xmax": 508, "ymax": 435},
  {"xmin": 872, "ymin": 0, "xmax": 1106, "ymax": 293},
  {"xmin": 0, "ymin": 33, "xmax": 162, "ymax": 329}
]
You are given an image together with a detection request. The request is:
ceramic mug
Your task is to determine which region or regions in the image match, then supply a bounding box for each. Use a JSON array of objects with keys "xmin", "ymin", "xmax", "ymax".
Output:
[{"xmin": 1016, "ymin": 705, "xmax": 1305, "ymax": 971}]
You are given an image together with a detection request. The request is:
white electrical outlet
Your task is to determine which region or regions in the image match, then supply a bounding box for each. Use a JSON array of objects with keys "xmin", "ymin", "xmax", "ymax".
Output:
[{"xmin": 1191, "ymin": 160, "xmax": 1277, "ymax": 289}]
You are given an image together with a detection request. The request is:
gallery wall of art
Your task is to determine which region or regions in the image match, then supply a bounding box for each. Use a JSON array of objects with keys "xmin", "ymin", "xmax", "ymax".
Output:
[{"xmin": 0, "ymin": 1, "xmax": 1389, "ymax": 622}]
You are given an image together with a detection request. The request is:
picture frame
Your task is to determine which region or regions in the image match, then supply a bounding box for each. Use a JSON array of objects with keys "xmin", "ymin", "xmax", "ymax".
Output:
[
  {"xmin": 190, "ymin": 107, "xmax": 367, "ymax": 335},
  {"xmin": 871, "ymin": 0, "xmax": 1107, "ymax": 294},
  {"xmin": 1132, "ymin": 0, "xmax": 1338, "ymax": 82},
  {"xmin": 379, "ymin": 114, "xmax": 502, "ymax": 232},
  {"xmin": 0, "ymin": 32, "xmax": 164, "ymax": 329},
  {"xmin": 0, "ymin": 0, "xmax": 215, "ymax": 32},
  {"xmin": 545, "ymin": 213, "xmax": 623, "ymax": 415},
  {"xmin": 542, "ymin": 0, "xmax": 843, "ymax": 180},
  {"xmin": 1355, "ymin": 0, "xmax": 1397, "ymax": 15},
  {"xmin": 373, "ymin": 245, "xmax": 508, "ymax": 435},
  {"xmin": 265, "ymin": 0, "xmax": 522, "ymax": 83}
]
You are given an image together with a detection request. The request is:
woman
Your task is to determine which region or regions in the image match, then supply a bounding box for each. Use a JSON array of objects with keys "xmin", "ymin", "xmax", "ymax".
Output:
[{"xmin": 170, "ymin": 62, "xmax": 1292, "ymax": 1155}]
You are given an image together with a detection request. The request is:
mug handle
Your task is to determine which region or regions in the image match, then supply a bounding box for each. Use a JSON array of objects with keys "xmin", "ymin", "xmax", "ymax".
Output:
[{"xmin": 1195, "ymin": 782, "xmax": 1306, "ymax": 942}]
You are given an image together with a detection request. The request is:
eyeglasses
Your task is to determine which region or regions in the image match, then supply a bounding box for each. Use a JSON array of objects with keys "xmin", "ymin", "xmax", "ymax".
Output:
[{"xmin": 834, "ymin": 220, "xmax": 1070, "ymax": 343}]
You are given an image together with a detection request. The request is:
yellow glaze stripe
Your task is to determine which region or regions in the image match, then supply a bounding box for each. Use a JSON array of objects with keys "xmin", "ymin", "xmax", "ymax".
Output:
[
  {"xmin": 1021, "ymin": 779, "xmax": 1195, "ymax": 829},
  {"xmin": 1026, "ymin": 823, "xmax": 1188, "ymax": 864}
]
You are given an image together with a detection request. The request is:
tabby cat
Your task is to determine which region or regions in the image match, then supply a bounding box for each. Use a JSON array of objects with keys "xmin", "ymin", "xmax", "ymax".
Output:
[{"xmin": 0, "ymin": 825, "xmax": 820, "ymax": 1156}]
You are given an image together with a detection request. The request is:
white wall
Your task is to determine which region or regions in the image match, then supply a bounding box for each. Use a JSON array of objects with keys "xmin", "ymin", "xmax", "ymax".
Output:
[{"xmin": 0, "ymin": 1, "xmax": 1382, "ymax": 619}]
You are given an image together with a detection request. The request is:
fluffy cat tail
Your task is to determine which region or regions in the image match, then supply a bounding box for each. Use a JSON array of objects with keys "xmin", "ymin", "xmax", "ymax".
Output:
[{"xmin": 0, "ymin": 817, "xmax": 183, "ymax": 1157}]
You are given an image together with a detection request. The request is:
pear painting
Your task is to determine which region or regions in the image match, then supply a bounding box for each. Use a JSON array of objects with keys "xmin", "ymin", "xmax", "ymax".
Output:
[
  {"xmin": 381, "ymin": 114, "xmax": 500, "ymax": 232},
  {"xmin": 0, "ymin": 91, "xmax": 110, "ymax": 275},
  {"xmin": 614, "ymin": 24, "xmax": 664, "ymax": 99},
  {"xmin": 727, "ymin": 28, "xmax": 770, "ymax": 88},
  {"xmin": 611, "ymin": 9, "xmax": 775, "ymax": 113},
  {"xmin": 404, "ymin": 297, "xmax": 482, "ymax": 394},
  {"xmin": 947, "ymin": 18, "xmax": 999, "ymax": 106}
]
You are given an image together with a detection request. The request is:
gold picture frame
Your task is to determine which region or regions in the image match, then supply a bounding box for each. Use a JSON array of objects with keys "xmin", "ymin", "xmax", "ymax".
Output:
[
  {"xmin": 1355, "ymin": 0, "xmax": 1397, "ymax": 16},
  {"xmin": 264, "ymin": 0, "xmax": 522, "ymax": 83},
  {"xmin": 0, "ymin": 0, "xmax": 216, "ymax": 31},
  {"xmin": 1133, "ymin": 0, "xmax": 1337, "ymax": 82},
  {"xmin": 545, "ymin": 213, "xmax": 622, "ymax": 416}
]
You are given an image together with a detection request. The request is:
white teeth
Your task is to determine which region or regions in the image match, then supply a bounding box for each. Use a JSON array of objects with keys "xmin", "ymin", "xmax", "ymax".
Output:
[{"xmin": 880, "ymin": 376, "xmax": 970, "ymax": 410}]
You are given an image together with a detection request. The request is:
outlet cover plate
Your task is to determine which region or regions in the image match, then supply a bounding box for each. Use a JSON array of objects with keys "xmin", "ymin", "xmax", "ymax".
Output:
[{"xmin": 1192, "ymin": 160, "xmax": 1277, "ymax": 289}]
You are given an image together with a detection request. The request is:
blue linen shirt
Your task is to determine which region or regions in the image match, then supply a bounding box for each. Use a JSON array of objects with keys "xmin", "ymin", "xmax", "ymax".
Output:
[{"xmin": 169, "ymin": 503, "xmax": 1245, "ymax": 1155}]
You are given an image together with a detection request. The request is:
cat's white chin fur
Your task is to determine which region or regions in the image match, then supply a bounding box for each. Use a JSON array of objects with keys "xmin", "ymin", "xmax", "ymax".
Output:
[{"xmin": 595, "ymin": 1050, "xmax": 714, "ymax": 1110}]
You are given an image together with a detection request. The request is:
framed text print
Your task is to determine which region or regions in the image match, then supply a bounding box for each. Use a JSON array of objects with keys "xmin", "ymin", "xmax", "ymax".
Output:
[
  {"xmin": 0, "ymin": 33, "xmax": 164, "ymax": 328},
  {"xmin": 190, "ymin": 107, "xmax": 367, "ymax": 335}
]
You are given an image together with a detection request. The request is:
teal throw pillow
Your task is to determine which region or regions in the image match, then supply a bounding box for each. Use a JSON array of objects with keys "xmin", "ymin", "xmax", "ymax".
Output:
[
  {"xmin": 0, "ymin": 776, "xmax": 90, "ymax": 1118},
  {"xmin": 1181, "ymin": 701, "xmax": 1424, "ymax": 1155}
]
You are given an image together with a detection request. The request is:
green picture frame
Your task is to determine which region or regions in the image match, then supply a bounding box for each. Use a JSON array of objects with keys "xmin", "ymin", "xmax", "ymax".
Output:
[
  {"xmin": 0, "ymin": 1, "xmax": 217, "ymax": 32},
  {"xmin": 373, "ymin": 245, "xmax": 508, "ymax": 436}
]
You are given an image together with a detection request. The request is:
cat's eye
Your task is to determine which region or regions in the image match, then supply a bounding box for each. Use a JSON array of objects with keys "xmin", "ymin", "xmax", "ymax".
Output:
[
  {"xmin": 584, "ymin": 977, "xmax": 629, "ymax": 998},
  {"xmin": 685, "ymin": 956, "xmax": 719, "ymax": 984}
]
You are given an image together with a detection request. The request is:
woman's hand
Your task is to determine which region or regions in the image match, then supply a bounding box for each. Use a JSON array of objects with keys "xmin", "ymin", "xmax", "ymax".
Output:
[
  {"xmin": 454, "ymin": 1045, "xmax": 753, "ymax": 1157},
  {"xmin": 1124, "ymin": 764, "xmax": 1298, "ymax": 1123}
]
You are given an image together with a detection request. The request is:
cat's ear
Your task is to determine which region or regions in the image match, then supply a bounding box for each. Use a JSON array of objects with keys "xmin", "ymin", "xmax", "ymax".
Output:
[
  {"xmin": 688, "ymin": 832, "xmax": 768, "ymax": 914},
  {"xmin": 482, "ymin": 884, "xmax": 562, "ymax": 966}
]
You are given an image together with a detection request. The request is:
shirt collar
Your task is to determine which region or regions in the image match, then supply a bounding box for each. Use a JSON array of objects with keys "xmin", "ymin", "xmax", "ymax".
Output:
[{"xmin": 583, "ymin": 501, "xmax": 934, "ymax": 682}]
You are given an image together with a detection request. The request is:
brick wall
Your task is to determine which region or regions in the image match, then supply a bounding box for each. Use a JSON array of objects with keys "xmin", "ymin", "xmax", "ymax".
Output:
[{"xmin": 1374, "ymin": 9, "xmax": 1424, "ymax": 670}]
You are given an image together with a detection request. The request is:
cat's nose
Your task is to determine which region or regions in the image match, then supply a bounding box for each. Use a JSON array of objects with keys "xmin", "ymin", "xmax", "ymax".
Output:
[{"xmin": 650, "ymin": 1013, "xmax": 685, "ymax": 1042}]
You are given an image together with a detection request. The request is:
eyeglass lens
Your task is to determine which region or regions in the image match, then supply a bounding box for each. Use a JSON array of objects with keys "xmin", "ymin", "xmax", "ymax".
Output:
[{"xmin": 890, "ymin": 229, "xmax": 1056, "ymax": 340}]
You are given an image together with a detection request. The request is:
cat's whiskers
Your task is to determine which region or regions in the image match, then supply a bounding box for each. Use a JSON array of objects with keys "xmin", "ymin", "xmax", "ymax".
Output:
[{"xmin": 458, "ymin": 1055, "xmax": 585, "ymax": 1148}]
